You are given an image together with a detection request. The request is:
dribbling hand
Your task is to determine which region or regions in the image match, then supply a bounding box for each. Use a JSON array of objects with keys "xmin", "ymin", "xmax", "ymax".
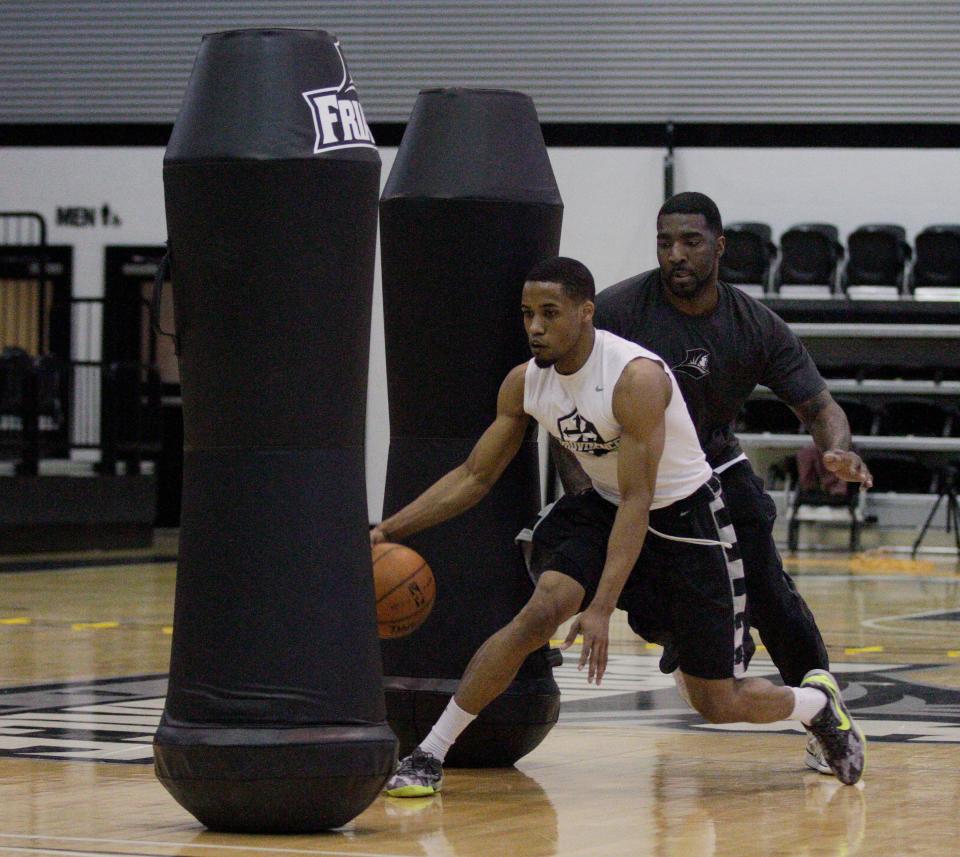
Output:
[{"xmin": 369, "ymin": 525, "xmax": 389, "ymax": 546}]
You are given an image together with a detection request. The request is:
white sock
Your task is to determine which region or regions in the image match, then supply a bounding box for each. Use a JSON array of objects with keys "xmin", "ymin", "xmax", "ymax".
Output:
[
  {"xmin": 418, "ymin": 698, "xmax": 477, "ymax": 762},
  {"xmin": 791, "ymin": 686, "xmax": 828, "ymax": 725}
]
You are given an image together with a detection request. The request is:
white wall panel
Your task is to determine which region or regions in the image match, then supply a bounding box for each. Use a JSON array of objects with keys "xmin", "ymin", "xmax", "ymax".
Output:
[{"xmin": 4, "ymin": 144, "xmax": 960, "ymax": 515}]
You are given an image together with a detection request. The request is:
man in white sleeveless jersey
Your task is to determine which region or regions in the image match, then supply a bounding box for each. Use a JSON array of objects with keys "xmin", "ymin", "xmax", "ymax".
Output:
[{"xmin": 372, "ymin": 257, "xmax": 864, "ymax": 794}]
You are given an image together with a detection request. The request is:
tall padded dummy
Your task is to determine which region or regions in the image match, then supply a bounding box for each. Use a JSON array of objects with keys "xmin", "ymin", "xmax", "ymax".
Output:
[
  {"xmin": 153, "ymin": 29, "xmax": 396, "ymax": 832},
  {"xmin": 379, "ymin": 88, "xmax": 563, "ymax": 766}
]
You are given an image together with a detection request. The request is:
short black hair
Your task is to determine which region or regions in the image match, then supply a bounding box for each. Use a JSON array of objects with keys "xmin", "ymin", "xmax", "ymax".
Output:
[
  {"xmin": 658, "ymin": 192, "xmax": 723, "ymax": 236},
  {"xmin": 525, "ymin": 256, "xmax": 595, "ymax": 303}
]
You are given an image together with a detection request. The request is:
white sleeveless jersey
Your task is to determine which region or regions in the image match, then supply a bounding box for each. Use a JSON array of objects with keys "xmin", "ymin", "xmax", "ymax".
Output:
[{"xmin": 524, "ymin": 329, "xmax": 711, "ymax": 509}]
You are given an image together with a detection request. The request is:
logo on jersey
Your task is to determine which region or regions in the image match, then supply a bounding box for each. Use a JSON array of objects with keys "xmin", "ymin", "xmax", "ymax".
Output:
[
  {"xmin": 302, "ymin": 40, "xmax": 376, "ymax": 154},
  {"xmin": 557, "ymin": 410, "xmax": 619, "ymax": 456},
  {"xmin": 673, "ymin": 348, "xmax": 710, "ymax": 379}
]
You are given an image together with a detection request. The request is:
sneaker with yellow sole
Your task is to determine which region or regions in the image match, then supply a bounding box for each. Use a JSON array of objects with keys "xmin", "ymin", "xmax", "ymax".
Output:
[
  {"xmin": 385, "ymin": 748, "xmax": 444, "ymax": 797},
  {"xmin": 802, "ymin": 669, "xmax": 865, "ymax": 785}
]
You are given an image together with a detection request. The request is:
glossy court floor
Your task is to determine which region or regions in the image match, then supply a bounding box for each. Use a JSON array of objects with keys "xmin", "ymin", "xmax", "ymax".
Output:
[{"xmin": 2, "ymin": 532, "xmax": 960, "ymax": 857}]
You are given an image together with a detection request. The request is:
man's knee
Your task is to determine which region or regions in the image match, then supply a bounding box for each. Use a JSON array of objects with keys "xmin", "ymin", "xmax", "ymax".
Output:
[
  {"xmin": 513, "ymin": 571, "xmax": 582, "ymax": 645},
  {"xmin": 680, "ymin": 674, "xmax": 740, "ymax": 723}
]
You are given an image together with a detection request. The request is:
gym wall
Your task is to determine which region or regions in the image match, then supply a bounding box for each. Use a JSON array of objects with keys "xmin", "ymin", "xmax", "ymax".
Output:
[
  {"xmin": 3, "ymin": 1, "xmax": 960, "ymax": 521},
  {"xmin": 3, "ymin": 145, "xmax": 960, "ymax": 520}
]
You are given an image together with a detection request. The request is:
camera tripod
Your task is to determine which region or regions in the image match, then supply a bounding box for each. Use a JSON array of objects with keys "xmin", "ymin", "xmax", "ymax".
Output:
[{"xmin": 912, "ymin": 464, "xmax": 960, "ymax": 557}]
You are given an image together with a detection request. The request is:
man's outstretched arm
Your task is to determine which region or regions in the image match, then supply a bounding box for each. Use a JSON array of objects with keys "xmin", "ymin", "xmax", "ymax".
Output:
[
  {"xmin": 791, "ymin": 389, "xmax": 873, "ymax": 490},
  {"xmin": 372, "ymin": 363, "xmax": 530, "ymax": 544}
]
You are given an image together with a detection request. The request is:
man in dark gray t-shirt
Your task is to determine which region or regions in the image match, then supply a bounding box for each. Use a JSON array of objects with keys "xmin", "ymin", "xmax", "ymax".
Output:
[
  {"xmin": 595, "ymin": 268, "xmax": 827, "ymax": 468},
  {"xmin": 553, "ymin": 192, "xmax": 873, "ymax": 776}
]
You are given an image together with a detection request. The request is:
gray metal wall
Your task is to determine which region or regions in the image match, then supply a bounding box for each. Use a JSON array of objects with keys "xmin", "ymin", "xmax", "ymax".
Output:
[{"xmin": 3, "ymin": 1, "xmax": 960, "ymax": 123}]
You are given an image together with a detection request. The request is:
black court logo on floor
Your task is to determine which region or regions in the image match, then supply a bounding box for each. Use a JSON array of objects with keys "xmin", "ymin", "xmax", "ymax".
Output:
[{"xmin": 2, "ymin": 661, "xmax": 959, "ymax": 764}]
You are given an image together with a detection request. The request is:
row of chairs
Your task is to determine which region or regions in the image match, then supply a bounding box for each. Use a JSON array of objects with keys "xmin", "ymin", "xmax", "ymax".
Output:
[
  {"xmin": 739, "ymin": 396, "xmax": 960, "ymax": 438},
  {"xmin": 1, "ymin": 347, "xmax": 63, "ymax": 474},
  {"xmin": 0, "ymin": 346, "xmax": 162, "ymax": 474},
  {"xmin": 779, "ymin": 450, "xmax": 957, "ymax": 550},
  {"xmin": 722, "ymin": 222, "xmax": 960, "ymax": 299},
  {"xmin": 774, "ymin": 449, "xmax": 944, "ymax": 498}
]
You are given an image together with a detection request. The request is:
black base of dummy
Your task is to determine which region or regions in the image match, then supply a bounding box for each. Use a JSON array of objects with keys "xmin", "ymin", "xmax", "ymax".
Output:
[
  {"xmin": 154, "ymin": 722, "xmax": 397, "ymax": 832},
  {"xmin": 385, "ymin": 677, "xmax": 560, "ymax": 767}
]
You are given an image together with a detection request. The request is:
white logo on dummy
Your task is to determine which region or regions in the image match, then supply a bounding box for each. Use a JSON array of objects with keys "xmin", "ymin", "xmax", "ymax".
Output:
[{"xmin": 302, "ymin": 40, "xmax": 376, "ymax": 154}]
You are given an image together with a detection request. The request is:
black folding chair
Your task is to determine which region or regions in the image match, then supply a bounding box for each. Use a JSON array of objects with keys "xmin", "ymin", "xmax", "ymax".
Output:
[
  {"xmin": 720, "ymin": 222, "xmax": 777, "ymax": 297},
  {"xmin": 910, "ymin": 224, "xmax": 960, "ymax": 300},
  {"xmin": 775, "ymin": 223, "xmax": 845, "ymax": 296},
  {"xmin": 843, "ymin": 224, "xmax": 911, "ymax": 298}
]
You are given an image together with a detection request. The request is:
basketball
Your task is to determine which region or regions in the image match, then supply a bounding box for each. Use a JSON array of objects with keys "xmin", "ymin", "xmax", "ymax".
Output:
[{"xmin": 372, "ymin": 542, "xmax": 436, "ymax": 639}]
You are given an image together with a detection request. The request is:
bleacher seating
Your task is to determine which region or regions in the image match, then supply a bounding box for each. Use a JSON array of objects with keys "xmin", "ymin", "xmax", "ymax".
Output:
[
  {"xmin": 910, "ymin": 224, "xmax": 960, "ymax": 300},
  {"xmin": 861, "ymin": 452, "xmax": 936, "ymax": 494},
  {"xmin": 715, "ymin": 219, "xmax": 960, "ymax": 304},
  {"xmin": 877, "ymin": 398, "xmax": 956, "ymax": 437},
  {"xmin": 738, "ymin": 398, "xmax": 802, "ymax": 434},
  {"xmin": 833, "ymin": 395, "xmax": 881, "ymax": 436},
  {"xmin": 720, "ymin": 222, "xmax": 777, "ymax": 297},
  {"xmin": 774, "ymin": 223, "xmax": 845, "ymax": 297},
  {"xmin": 842, "ymin": 224, "xmax": 911, "ymax": 299}
]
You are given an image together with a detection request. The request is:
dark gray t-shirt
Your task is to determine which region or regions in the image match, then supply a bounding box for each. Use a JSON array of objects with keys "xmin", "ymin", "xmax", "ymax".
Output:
[{"xmin": 594, "ymin": 269, "xmax": 826, "ymax": 467}]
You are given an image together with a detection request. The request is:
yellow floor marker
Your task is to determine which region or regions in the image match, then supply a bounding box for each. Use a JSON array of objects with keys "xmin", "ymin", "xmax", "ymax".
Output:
[
  {"xmin": 71, "ymin": 621, "xmax": 120, "ymax": 631},
  {"xmin": 0, "ymin": 617, "xmax": 31, "ymax": 625},
  {"xmin": 844, "ymin": 645, "xmax": 884, "ymax": 655}
]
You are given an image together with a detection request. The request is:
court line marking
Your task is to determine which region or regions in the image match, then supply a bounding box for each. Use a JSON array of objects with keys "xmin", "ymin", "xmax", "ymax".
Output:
[
  {"xmin": 0, "ymin": 836, "xmax": 413, "ymax": 857},
  {"xmin": 862, "ymin": 607, "xmax": 960, "ymax": 638},
  {"xmin": 0, "ymin": 847, "xmax": 153, "ymax": 857},
  {"xmin": 798, "ymin": 573, "xmax": 960, "ymax": 584}
]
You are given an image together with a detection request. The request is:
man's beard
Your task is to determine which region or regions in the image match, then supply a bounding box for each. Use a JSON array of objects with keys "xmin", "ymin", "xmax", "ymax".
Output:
[
  {"xmin": 663, "ymin": 268, "xmax": 710, "ymax": 299},
  {"xmin": 534, "ymin": 355, "xmax": 557, "ymax": 368}
]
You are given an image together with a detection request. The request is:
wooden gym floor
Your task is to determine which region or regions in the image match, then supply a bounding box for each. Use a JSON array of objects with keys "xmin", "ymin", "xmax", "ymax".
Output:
[{"xmin": 2, "ymin": 533, "xmax": 959, "ymax": 857}]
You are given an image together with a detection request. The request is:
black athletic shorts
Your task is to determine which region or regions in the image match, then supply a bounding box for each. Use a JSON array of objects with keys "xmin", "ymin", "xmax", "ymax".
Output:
[{"xmin": 528, "ymin": 476, "xmax": 750, "ymax": 680}]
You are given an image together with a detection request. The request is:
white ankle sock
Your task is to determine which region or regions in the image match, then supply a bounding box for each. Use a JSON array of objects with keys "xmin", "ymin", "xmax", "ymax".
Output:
[
  {"xmin": 418, "ymin": 698, "xmax": 477, "ymax": 762},
  {"xmin": 791, "ymin": 686, "xmax": 828, "ymax": 725}
]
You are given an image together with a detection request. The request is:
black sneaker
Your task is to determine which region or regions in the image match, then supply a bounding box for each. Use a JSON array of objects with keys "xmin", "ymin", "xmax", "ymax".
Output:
[
  {"xmin": 385, "ymin": 748, "xmax": 444, "ymax": 797},
  {"xmin": 802, "ymin": 669, "xmax": 865, "ymax": 785}
]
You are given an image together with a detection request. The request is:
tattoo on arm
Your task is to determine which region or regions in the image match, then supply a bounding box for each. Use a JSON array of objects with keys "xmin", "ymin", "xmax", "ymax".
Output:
[{"xmin": 793, "ymin": 390, "xmax": 851, "ymax": 452}]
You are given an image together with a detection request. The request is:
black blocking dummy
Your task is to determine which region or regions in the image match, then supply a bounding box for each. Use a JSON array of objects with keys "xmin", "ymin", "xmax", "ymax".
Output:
[
  {"xmin": 153, "ymin": 29, "xmax": 396, "ymax": 832},
  {"xmin": 379, "ymin": 88, "xmax": 564, "ymax": 766}
]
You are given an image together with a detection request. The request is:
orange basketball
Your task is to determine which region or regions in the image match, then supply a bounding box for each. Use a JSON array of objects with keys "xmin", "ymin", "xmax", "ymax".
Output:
[{"xmin": 372, "ymin": 542, "xmax": 436, "ymax": 639}]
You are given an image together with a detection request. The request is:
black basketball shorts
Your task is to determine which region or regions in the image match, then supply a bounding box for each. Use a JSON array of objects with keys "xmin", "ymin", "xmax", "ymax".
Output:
[{"xmin": 527, "ymin": 476, "xmax": 750, "ymax": 680}]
